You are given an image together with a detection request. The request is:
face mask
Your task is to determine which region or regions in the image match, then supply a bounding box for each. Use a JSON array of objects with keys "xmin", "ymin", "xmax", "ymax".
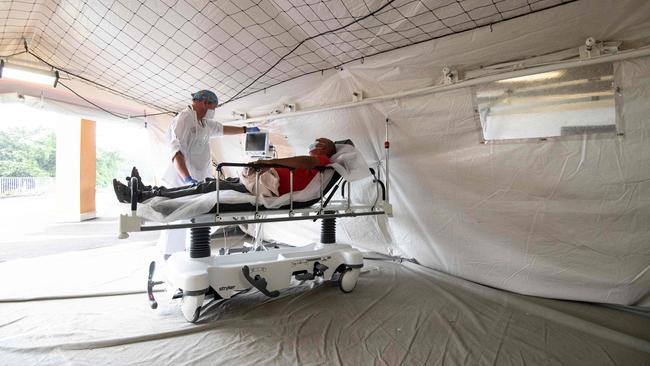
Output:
[
  {"xmin": 308, "ymin": 142, "xmax": 318, "ymax": 151},
  {"xmin": 204, "ymin": 109, "xmax": 216, "ymax": 120}
]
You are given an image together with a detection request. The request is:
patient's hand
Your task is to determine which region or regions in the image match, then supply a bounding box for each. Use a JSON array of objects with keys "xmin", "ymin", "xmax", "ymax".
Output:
[{"xmin": 243, "ymin": 163, "xmax": 270, "ymax": 176}]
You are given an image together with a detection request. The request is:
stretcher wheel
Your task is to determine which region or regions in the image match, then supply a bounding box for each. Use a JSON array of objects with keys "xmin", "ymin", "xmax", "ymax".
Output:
[
  {"xmin": 181, "ymin": 294, "xmax": 204, "ymax": 323},
  {"xmin": 338, "ymin": 267, "xmax": 360, "ymax": 293}
]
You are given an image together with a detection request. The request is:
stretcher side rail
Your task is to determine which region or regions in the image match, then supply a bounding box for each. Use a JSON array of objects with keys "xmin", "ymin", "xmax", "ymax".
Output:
[
  {"xmin": 119, "ymin": 194, "xmax": 388, "ymax": 238},
  {"xmin": 215, "ymin": 162, "xmax": 333, "ymax": 219},
  {"xmin": 137, "ymin": 206, "xmax": 386, "ymax": 232}
]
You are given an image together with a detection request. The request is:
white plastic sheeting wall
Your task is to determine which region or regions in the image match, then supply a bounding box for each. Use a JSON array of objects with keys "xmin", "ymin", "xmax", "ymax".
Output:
[{"xmin": 149, "ymin": 0, "xmax": 650, "ymax": 306}]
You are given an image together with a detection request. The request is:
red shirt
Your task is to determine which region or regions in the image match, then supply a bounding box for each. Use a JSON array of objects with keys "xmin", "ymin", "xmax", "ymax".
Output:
[{"xmin": 276, "ymin": 155, "xmax": 331, "ymax": 195}]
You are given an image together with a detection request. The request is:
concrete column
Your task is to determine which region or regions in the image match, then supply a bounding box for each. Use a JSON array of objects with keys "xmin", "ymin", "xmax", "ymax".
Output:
[{"xmin": 56, "ymin": 118, "xmax": 96, "ymax": 222}]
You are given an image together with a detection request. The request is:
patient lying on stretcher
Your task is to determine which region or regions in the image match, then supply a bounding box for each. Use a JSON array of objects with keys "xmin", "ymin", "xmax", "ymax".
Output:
[{"xmin": 113, "ymin": 138, "xmax": 337, "ymax": 203}]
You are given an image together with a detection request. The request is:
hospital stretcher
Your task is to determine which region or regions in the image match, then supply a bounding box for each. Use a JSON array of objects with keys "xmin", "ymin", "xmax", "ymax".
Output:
[{"xmin": 118, "ymin": 141, "xmax": 391, "ymax": 322}]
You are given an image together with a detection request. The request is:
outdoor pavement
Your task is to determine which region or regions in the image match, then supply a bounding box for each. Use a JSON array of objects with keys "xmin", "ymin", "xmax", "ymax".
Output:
[{"xmin": 0, "ymin": 188, "xmax": 159, "ymax": 262}]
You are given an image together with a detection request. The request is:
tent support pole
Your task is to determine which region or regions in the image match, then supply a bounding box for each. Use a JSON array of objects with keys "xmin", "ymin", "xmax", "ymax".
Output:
[
  {"xmin": 385, "ymin": 118, "xmax": 390, "ymax": 204},
  {"xmin": 228, "ymin": 46, "xmax": 650, "ymax": 125}
]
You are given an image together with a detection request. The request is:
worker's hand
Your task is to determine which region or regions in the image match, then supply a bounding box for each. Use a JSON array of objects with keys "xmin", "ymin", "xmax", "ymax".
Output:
[
  {"xmin": 183, "ymin": 176, "xmax": 198, "ymax": 185},
  {"xmin": 246, "ymin": 126, "xmax": 260, "ymax": 133}
]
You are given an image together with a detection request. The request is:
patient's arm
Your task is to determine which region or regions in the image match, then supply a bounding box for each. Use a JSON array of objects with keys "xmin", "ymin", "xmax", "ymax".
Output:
[{"xmin": 254, "ymin": 156, "xmax": 321, "ymax": 170}]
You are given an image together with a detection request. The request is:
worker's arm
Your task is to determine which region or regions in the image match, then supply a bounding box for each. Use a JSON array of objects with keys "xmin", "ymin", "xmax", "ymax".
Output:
[
  {"xmin": 172, "ymin": 151, "xmax": 192, "ymax": 181},
  {"xmin": 223, "ymin": 125, "xmax": 246, "ymax": 135},
  {"xmin": 255, "ymin": 156, "xmax": 322, "ymax": 170}
]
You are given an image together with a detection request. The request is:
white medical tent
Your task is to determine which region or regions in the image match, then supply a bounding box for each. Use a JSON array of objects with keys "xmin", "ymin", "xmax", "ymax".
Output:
[{"xmin": 1, "ymin": 0, "xmax": 649, "ymax": 364}]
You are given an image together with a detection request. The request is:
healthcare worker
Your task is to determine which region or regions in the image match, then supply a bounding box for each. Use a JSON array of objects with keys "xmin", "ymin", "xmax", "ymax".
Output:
[{"xmin": 158, "ymin": 89, "xmax": 257, "ymax": 257}]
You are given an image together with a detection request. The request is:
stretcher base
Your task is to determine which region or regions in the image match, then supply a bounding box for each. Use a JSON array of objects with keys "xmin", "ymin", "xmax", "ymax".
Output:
[{"xmin": 159, "ymin": 242, "xmax": 363, "ymax": 322}]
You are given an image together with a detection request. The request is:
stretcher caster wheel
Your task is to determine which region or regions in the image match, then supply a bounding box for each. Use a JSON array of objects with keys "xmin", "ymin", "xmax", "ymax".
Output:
[
  {"xmin": 181, "ymin": 294, "xmax": 204, "ymax": 323},
  {"xmin": 338, "ymin": 267, "xmax": 360, "ymax": 293}
]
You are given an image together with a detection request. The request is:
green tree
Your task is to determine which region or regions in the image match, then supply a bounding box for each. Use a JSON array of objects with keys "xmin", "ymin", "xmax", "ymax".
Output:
[
  {"xmin": 0, "ymin": 127, "xmax": 122, "ymax": 187},
  {"xmin": 0, "ymin": 127, "xmax": 56, "ymax": 177},
  {"xmin": 96, "ymin": 149, "xmax": 122, "ymax": 188},
  {"xmin": 33, "ymin": 132, "xmax": 56, "ymax": 176}
]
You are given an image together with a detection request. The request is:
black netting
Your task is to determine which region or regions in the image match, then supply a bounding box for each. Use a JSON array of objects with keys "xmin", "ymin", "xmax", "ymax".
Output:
[{"xmin": 1, "ymin": 0, "xmax": 576, "ymax": 112}]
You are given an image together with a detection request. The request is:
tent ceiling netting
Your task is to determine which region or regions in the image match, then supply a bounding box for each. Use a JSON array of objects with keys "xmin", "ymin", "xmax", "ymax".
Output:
[{"xmin": 0, "ymin": 0, "xmax": 575, "ymax": 112}]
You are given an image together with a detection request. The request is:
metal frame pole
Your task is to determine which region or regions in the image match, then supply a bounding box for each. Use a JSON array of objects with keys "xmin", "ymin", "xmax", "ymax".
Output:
[
  {"xmin": 385, "ymin": 118, "xmax": 390, "ymax": 204},
  {"xmin": 289, "ymin": 170, "xmax": 294, "ymax": 214},
  {"xmin": 215, "ymin": 175, "xmax": 220, "ymax": 217},
  {"xmin": 254, "ymin": 170, "xmax": 260, "ymax": 214}
]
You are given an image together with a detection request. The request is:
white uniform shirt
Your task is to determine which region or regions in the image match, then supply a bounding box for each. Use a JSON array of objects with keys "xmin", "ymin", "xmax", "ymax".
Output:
[{"xmin": 162, "ymin": 106, "xmax": 224, "ymax": 186}]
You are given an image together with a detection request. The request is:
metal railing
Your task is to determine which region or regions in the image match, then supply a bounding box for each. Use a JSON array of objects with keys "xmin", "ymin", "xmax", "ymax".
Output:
[{"xmin": 0, "ymin": 177, "xmax": 54, "ymax": 197}]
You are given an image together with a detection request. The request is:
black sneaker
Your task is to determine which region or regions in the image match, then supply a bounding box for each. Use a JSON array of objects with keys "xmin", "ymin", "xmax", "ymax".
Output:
[
  {"xmin": 126, "ymin": 166, "xmax": 151, "ymax": 191},
  {"xmin": 113, "ymin": 178, "xmax": 156, "ymax": 203},
  {"xmin": 113, "ymin": 179, "xmax": 132, "ymax": 203}
]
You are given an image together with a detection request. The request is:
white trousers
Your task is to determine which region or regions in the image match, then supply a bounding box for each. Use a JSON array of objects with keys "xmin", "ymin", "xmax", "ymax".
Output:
[{"xmin": 157, "ymin": 225, "xmax": 188, "ymax": 255}]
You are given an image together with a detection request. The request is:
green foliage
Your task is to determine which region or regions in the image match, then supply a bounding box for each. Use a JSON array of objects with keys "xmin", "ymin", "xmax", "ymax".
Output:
[
  {"xmin": 96, "ymin": 149, "xmax": 122, "ymax": 188},
  {"xmin": 0, "ymin": 127, "xmax": 122, "ymax": 188},
  {"xmin": 0, "ymin": 127, "xmax": 56, "ymax": 177}
]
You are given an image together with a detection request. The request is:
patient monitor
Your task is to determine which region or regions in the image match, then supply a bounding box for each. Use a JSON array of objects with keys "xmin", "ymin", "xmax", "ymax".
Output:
[{"xmin": 245, "ymin": 131, "xmax": 270, "ymax": 158}]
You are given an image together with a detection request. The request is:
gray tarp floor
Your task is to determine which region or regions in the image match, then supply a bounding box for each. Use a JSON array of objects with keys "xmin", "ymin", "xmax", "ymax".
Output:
[{"xmin": 0, "ymin": 235, "xmax": 649, "ymax": 365}]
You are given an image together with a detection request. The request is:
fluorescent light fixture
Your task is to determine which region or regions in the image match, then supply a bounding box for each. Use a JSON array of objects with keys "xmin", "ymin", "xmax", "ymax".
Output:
[
  {"xmin": 0, "ymin": 60, "xmax": 59, "ymax": 87},
  {"xmin": 496, "ymin": 70, "xmax": 564, "ymax": 83}
]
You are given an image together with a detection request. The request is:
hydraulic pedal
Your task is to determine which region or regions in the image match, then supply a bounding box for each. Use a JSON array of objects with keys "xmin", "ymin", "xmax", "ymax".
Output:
[
  {"xmin": 314, "ymin": 262, "xmax": 328, "ymax": 276},
  {"xmin": 242, "ymin": 265, "xmax": 280, "ymax": 298},
  {"xmin": 147, "ymin": 261, "xmax": 164, "ymax": 309}
]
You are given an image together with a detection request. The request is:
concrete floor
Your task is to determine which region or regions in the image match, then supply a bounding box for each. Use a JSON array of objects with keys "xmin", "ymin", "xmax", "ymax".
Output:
[{"xmin": 0, "ymin": 188, "xmax": 159, "ymax": 262}]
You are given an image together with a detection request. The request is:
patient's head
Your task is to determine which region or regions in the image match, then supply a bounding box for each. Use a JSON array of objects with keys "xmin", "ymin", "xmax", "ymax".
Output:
[{"xmin": 308, "ymin": 138, "xmax": 336, "ymax": 157}]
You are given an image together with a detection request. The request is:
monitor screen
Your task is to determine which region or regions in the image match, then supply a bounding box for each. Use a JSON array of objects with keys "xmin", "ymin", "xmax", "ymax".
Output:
[{"xmin": 245, "ymin": 131, "xmax": 269, "ymax": 156}]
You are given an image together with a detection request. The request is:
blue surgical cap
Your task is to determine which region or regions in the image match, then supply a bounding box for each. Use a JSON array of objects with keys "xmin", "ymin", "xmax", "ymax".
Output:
[{"xmin": 191, "ymin": 90, "xmax": 218, "ymax": 104}]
